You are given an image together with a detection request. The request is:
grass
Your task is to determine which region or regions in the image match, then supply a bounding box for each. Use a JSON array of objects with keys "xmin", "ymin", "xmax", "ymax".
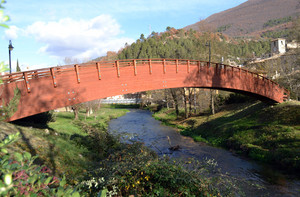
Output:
[
  {"xmin": 153, "ymin": 101, "xmax": 300, "ymax": 172},
  {"xmin": 101, "ymin": 103, "xmax": 141, "ymax": 109},
  {"xmin": 1, "ymin": 106, "xmax": 243, "ymax": 196},
  {"xmin": 1, "ymin": 107, "xmax": 129, "ymax": 182}
]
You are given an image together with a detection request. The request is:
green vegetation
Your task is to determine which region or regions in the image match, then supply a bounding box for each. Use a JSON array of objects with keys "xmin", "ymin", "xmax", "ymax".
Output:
[
  {"xmin": 260, "ymin": 16, "xmax": 297, "ymax": 39},
  {"xmin": 1, "ymin": 106, "xmax": 244, "ymax": 196},
  {"xmin": 81, "ymin": 141, "xmax": 242, "ymax": 196},
  {"xmin": 154, "ymin": 100, "xmax": 300, "ymax": 172},
  {"xmin": 0, "ymin": 133, "xmax": 80, "ymax": 196},
  {"xmin": 217, "ymin": 24, "xmax": 232, "ymax": 33},
  {"xmin": 102, "ymin": 103, "xmax": 140, "ymax": 109},
  {"xmin": 0, "ymin": 88, "xmax": 21, "ymax": 121},
  {"xmin": 118, "ymin": 28, "xmax": 271, "ymax": 64},
  {"xmin": 0, "ymin": 0, "xmax": 10, "ymax": 29},
  {"xmin": 261, "ymin": 29, "xmax": 291, "ymax": 39},
  {"xmin": 263, "ymin": 16, "xmax": 293, "ymax": 29},
  {"xmin": 0, "ymin": 108, "xmax": 128, "ymax": 196}
]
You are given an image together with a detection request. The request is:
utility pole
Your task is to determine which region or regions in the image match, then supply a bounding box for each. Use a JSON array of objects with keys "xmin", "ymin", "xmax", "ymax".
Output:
[
  {"xmin": 206, "ymin": 41, "xmax": 211, "ymax": 67},
  {"xmin": 206, "ymin": 41, "xmax": 215, "ymax": 115}
]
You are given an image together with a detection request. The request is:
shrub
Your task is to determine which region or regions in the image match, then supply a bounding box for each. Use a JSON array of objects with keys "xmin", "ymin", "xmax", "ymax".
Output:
[
  {"xmin": 0, "ymin": 132, "xmax": 79, "ymax": 196},
  {"xmin": 79, "ymin": 142, "xmax": 241, "ymax": 196}
]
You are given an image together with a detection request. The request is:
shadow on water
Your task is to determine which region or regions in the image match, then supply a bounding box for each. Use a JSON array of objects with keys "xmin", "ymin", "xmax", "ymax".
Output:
[{"xmin": 108, "ymin": 109, "xmax": 300, "ymax": 197}]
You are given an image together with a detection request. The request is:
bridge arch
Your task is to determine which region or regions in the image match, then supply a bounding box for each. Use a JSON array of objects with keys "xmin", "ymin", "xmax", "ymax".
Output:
[{"xmin": 0, "ymin": 59, "xmax": 289, "ymax": 121}]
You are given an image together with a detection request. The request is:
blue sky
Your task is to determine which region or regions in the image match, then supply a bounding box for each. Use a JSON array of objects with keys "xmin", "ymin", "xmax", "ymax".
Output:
[{"xmin": 0, "ymin": 0, "xmax": 247, "ymax": 71}]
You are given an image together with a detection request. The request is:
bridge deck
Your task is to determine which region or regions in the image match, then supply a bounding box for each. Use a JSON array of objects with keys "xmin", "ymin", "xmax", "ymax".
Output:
[{"xmin": 0, "ymin": 59, "xmax": 289, "ymax": 121}]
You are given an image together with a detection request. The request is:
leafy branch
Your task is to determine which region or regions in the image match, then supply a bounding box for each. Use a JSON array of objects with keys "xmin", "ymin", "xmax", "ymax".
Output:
[{"xmin": 0, "ymin": 0, "xmax": 10, "ymax": 28}]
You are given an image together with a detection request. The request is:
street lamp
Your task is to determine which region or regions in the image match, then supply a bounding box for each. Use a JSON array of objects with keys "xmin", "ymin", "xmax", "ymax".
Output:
[
  {"xmin": 8, "ymin": 40, "xmax": 14, "ymax": 74},
  {"xmin": 205, "ymin": 41, "xmax": 211, "ymax": 67}
]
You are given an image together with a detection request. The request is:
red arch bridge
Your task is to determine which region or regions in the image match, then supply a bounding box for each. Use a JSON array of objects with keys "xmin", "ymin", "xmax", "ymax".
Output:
[{"xmin": 0, "ymin": 59, "xmax": 289, "ymax": 121}]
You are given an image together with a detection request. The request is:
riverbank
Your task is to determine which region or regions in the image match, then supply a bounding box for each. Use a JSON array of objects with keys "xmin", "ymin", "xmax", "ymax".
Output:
[
  {"xmin": 153, "ymin": 101, "xmax": 300, "ymax": 173},
  {"xmin": 1, "ymin": 106, "xmax": 240, "ymax": 196},
  {"xmin": 1, "ymin": 108, "xmax": 129, "ymax": 180}
]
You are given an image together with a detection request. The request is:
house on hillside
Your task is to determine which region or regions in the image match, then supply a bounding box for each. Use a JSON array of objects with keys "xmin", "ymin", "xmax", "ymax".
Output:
[
  {"xmin": 270, "ymin": 38, "xmax": 300, "ymax": 56},
  {"xmin": 271, "ymin": 38, "xmax": 286, "ymax": 55}
]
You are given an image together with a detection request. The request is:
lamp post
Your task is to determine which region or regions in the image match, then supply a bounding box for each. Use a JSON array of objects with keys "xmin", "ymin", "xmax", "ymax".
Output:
[
  {"xmin": 8, "ymin": 40, "xmax": 14, "ymax": 74},
  {"xmin": 205, "ymin": 41, "xmax": 211, "ymax": 66}
]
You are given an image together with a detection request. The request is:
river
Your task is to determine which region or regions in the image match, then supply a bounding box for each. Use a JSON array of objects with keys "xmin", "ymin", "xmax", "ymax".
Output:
[{"xmin": 108, "ymin": 109, "xmax": 300, "ymax": 196}]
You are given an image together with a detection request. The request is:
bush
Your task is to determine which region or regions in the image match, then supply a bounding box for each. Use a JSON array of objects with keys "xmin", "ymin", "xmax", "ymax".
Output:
[
  {"xmin": 0, "ymin": 132, "xmax": 79, "ymax": 196},
  {"xmin": 72, "ymin": 121, "xmax": 120, "ymax": 160},
  {"xmin": 79, "ymin": 142, "xmax": 241, "ymax": 196}
]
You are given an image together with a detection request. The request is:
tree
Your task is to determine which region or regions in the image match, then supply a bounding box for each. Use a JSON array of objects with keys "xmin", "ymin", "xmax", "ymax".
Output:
[
  {"xmin": 291, "ymin": 17, "xmax": 300, "ymax": 42},
  {"xmin": 140, "ymin": 34, "xmax": 145, "ymax": 41},
  {"xmin": 179, "ymin": 88, "xmax": 189, "ymax": 119},
  {"xmin": 0, "ymin": 88, "xmax": 21, "ymax": 121},
  {"xmin": 71, "ymin": 104, "xmax": 80, "ymax": 120},
  {"xmin": 187, "ymin": 88, "xmax": 193, "ymax": 117},
  {"xmin": 210, "ymin": 90, "xmax": 215, "ymax": 115},
  {"xmin": 169, "ymin": 89, "xmax": 180, "ymax": 117},
  {"xmin": 16, "ymin": 59, "xmax": 21, "ymax": 72},
  {"xmin": 0, "ymin": 0, "xmax": 10, "ymax": 28},
  {"xmin": 166, "ymin": 26, "xmax": 173, "ymax": 31}
]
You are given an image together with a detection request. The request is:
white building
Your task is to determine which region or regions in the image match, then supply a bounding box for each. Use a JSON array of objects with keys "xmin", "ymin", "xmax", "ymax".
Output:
[{"xmin": 271, "ymin": 38, "xmax": 286, "ymax": 55}]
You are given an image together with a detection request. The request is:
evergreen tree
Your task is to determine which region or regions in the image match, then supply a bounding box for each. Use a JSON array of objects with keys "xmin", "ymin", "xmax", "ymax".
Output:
[
  {"xmin": 118, "ymin": 28, "xmax": 271, "ymax": 65},
  {"xmin": 140, "ymin": 34, "xmax": 145, "ymax": 41},
  {"xmin": 16, "ymin": 59, "xmax": 21, "ymax": 72}
]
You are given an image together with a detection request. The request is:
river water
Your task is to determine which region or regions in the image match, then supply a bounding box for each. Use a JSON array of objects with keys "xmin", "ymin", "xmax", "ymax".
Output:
[{"xmin": 108, "ymin": 109, "xmax": 300, "ymax": 196}]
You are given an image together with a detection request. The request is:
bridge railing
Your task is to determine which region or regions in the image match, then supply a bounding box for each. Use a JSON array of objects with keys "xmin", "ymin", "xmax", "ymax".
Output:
[{"xmin": 0, "ymin": 58, "xmax": 289, "ymax": 98}]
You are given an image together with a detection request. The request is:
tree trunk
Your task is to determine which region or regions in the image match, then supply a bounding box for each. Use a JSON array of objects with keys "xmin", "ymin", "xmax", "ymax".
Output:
[
  {"xmin": 193, "ymin": 88, "xmax": 197, "ymax": 113},
  {"xmin": 72, "ymin": 106, "xmax": 79, "ymax": 120},
  {"xmin": 166, "ymin": 95, "xmax": 169, "ymax": 109},
  {"xmin": 210, "ymin": 90, "xmax": 215, "ymax": 115},
  {"xmin": 86, "ymin": 107, "xmax": 89, "ymax": 117},
  {"xmin": 188, "ymin": 88, "xmax": 193, "ymax": 117},
  {"xmin": 170, "ymin": 89, "xmax": 179, "ymax": 117},
  {"xmin": 181, "ymin": 88, "xmax": 188, "ymax": 119}
]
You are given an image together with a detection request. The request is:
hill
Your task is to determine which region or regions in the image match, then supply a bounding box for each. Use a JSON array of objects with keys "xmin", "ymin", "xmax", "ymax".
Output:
[
  {"xmin": 185, "ymin": 0, "xmax": 300, "ymax": 37},
  {"xmin": 117, "ymin": 29, "xmax": 271, "ymax": 65}
]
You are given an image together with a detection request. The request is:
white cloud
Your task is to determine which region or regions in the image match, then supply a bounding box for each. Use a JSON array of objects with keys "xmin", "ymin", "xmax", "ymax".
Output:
[
  {"xmin": 4, "ymin": 26, "xmax": 20, "ymax": 40},
  {"xmin": 25, "ymin": 15, "xmax": 134, "ymax": 61}
]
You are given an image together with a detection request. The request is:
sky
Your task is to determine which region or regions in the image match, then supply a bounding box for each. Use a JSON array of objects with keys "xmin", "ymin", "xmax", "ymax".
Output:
[{"xmin": 0, "ymin": 0, "xmax": 247, "ymax": 71}]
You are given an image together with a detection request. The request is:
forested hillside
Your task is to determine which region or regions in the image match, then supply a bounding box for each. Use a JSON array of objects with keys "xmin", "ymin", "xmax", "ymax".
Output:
[{"xmin": 117, "ymin": 28, "xmax": 270, "ymax": 65}]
